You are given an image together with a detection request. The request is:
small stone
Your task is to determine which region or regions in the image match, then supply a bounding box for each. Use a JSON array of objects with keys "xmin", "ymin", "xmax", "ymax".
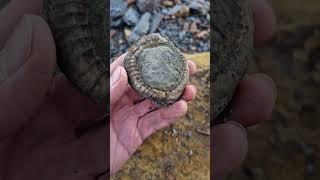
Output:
[
  {"xmin": 183, "ymin": 22, "xmax": 190, "ymax": 31},
  {"xmin": 111, "ymin": 18, "xmax": 124, "ymax": 28},
  {"xmin": 168, "ymin": 5, "xmax": 181, "ymax": 15},
  {"xmin": 135, "ymin": 12, "xmax": 151, "ymax": 34},
  {"xmin": 172, "ymin": 128, "xmax": 178, "ymax": 136},
  {"xmin": 124, "ymin": 28, "xmax": 132, "ymax": 41},
  {"xmin": 110, "ymin": 0, "xmax": 128, "ymax": 19},
  {"xmin": 167, "ymin": 4, "xmax": 189, "ymax": 17},
  {"xmin": 190, "ymin": 22, "xmax": 199, "ymax": 33},
  {"xmin": 188, "ymin": 0, "xmax": 210, "ymax": 15},
  {"xmin": 161, "ymin": 8, "xmax": 168, "ymax": 15},
  {"xmin": 129, "ymin": 12, "xmax": 151, "ymax": 42},
  {"xmin": 176, "ymin": 5, "xmax": 190, "ymax": 17},
  {"xmin": 127, "ymin": 0, "xmax": 135, "ymax": 5},
  {"xmin": 136, "ymin": 0, "xmax": 161, "ymax": 12},
  {"xmin": 195, "ymin": 30, "xmax": 209, "ymax": 39},
  {"xmin": 179, "ymin": 31, "xmax": 186, "ymax": 40},
  {"xmin": 162, "ymin": 0, "xmax": 174, "ymax": 7},
  {"xmin": 110, "ymin": 0, "xmax": 128, "ymax": 27},
  {"xmin": 123, "ymin": 7, "xmax": 140, "ymax": 26},
  {"xmin": 149, "ymin": 13, "xmax": 163, "ymax": 33},
  {"xmin": 110, "ymin": 29, "xmax": 116, "ymax": 38},
  {"xmin": 188, "ymin": 150, "xmax": 193, "ymax": 156},
  {"xmin": 186, "ymin": 131, "xmax": 192, "ymax": 138}
]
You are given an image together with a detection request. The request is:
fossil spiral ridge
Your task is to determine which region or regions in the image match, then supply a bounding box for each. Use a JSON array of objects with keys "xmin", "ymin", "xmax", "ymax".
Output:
[{"xmin": 44, "ymin": 0, "xmax": 108, "ymax": 104}]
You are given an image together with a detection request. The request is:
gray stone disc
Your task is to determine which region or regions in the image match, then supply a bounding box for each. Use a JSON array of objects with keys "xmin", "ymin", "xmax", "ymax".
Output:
[{"xmin": 124, "ymin": 33, "xmax": 189, "ymax": 106}]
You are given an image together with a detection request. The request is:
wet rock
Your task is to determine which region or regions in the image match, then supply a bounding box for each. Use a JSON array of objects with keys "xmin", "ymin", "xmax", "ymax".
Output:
[
  {"xmin": 188, "ymin": 0, "xmax": 210, "ymax": 15},
  {"xmin": 123, "ymin": 7, "xmax": 140, "ymax": 26},
  {"xmin": 149, "ymin": 13, "xmax": 163, "ymax": 33},
  {"xmin": 136, "ymin": 0, "xmax": 161, "ymax": 12},
  {"xmin": 129, "ymin": 12, "xmax": 151, "ymax": 43},
  {"xmin": 110, "ymin": 0, "xmax": 128, "ymax": 27}
]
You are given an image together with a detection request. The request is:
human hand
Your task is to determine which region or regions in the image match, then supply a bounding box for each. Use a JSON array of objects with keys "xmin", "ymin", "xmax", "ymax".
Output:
[
  {"xmin": 212, "ymin": 0, "xmax": 277, "ymax": 179},
  {"xmin": 0, "ymin": 1, "xmax": 106, "ymax": 179},
  {"xmin": 110, "ymin": 54, "xmax": 197, "ymax": 174}
]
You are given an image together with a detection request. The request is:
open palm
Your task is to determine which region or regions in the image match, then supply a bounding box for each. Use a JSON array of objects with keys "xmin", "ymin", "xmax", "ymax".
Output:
[{"xmin": 110, "ymin": 54, "xmax": 197, "ymax": 174}]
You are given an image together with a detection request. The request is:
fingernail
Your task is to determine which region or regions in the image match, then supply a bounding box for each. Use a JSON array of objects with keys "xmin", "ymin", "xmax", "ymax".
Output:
[
  {"xmin": 253, "ymin": 73, "xmax": 277, "ymax": 98},
  {"xmin": 111, "ymin": 66, "xmax": 121, "ymax": 86},
  {"xmin": 225, "ymin": 121, "xmax": 247, "ymax": 136}
]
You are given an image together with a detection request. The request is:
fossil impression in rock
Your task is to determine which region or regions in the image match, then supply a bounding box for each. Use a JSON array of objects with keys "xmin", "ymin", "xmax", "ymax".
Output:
[
  {"xmin": 43, "ymin": 0, "xmax": 108, "ymax": 104},
  {"xmin": 124, "ymin": 33, "xmax": 189, "ymax": 106},
  {"xmin": 211, "ymin": 0, "xmax": 254, "ymax": 124}
]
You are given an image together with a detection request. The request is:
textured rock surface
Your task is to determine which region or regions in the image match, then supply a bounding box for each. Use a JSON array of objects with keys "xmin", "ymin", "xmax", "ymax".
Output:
[
  {"xmin": 136, "ymin": 0, "xmax": 161, "ymax": 12},
  {"xmin": 43, "ymin": 0, "xmax": 108, "ymax": 104},
  {"xmin": 211, "ymin": 0, "xmax": 254, "ymax": 124},
  {"xmin": 125, "ymin": 33, "xmax": 189, "ymax": 106},
  {"xmin": 112, "ymin": 53, "xmax": 210, "ymax": 179}
]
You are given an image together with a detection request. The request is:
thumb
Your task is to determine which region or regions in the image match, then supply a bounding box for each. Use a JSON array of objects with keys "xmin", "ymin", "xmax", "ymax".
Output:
[{"xmin": 110, "ymin": 66, "xmax": 128, "ymax": 106}]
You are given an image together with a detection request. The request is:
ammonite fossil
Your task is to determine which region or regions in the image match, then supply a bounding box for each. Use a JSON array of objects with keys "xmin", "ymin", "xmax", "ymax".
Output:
[
  {"xmin": 124, "ymin": 33, "xmax": 189, "ymax": 106},
  {"xmin": 43, "ymin": 0, "xmax": 108, "ymax": 104},
  {"xmin": 211, "ymin": 0, "xmax": 254, "ymax": 124}
]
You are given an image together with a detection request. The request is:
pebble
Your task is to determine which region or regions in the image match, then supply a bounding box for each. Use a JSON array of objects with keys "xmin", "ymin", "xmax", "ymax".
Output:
[
  {"xmin": 136, "ymin": 0, "xmax": 161, "ymax": 12},
  {"xmin": 110, "ymin": 0, "xmax": 127, "ymax": 19},
  {"xmin": 129, "ymin": 12, "xmax": 151, "ymax": 43},
  {"xmin": 188, "ymin": 0, "xmax": 210, "ymax": 15},
  {"xmin": 195, "ymin": 30, "xmax": 209, "ymax": 39},
  {"xmin": 111, "ymin": 18, "xmax": 124, "ymax": 28},
  {"xmin": 162, "ymin": 0, "xmax": 174, "ymax": 7},
  {"xmin": 190, "ymin": 22, "xmax": 199, "ymax": 33},
  {"xmin": 168, "ymin": 5, "xmax": 181, "ymax": 15},
  {"xmin": 149, "ymin": 13, "xmax": 163, "ymax": 33},
  {"xmin": 110, "ymin": 0, "xmax": 128, "ymax": 27},
  {"xmin": 127, "ymin": 0, "xmax": 135, "ymax": 5},
  {"xmin": 188, "ymin": 150, "xmax": 193, "ymax": 156},
  {"xmin": 186, "ymin": 131, "xmax": 192, "ymax": 138},
  {"xmin": 123, "ymin": 7, "xmax": 140, "ymax": 26},
  {"xmin": 172, "ymin": 128, "xmax": 178, "ymax": 136},
  {"xmin": 110, "ymin": 29, "xmax": 117, "ymax": 38},
  {"xmin": 179, "ymin": 31, "xmax": 186, "ymax": 40},
  {"xmin": 124, "ymin": 28, "xmax": 132, "ymax": 41}
]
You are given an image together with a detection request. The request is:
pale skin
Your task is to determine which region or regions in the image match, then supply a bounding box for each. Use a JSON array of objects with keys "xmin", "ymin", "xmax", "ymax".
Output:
[
  {"xmin": 110, "ymin": 55, "xmax": 197, "ymax": 174},
  {"xmin": 0, "ymin": 0, "xmax": 276, "ymax": 180}
]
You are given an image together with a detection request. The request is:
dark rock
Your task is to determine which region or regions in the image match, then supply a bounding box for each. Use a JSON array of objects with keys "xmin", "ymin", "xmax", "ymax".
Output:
[
  {"xmin": 111, "ymin": 18, "xmax": 124, "ymax": 27},
  {"xmin": 123, "ymin": 7, "xmax": 140, "ymax": 26},
  {"xmin": 110, "ymin": 0, "xmax": 127, "ymax": 27},
  {"xmin": 149, "ymin": 13, "xmax": 163, "ymax": 33},
  {"xmin": 129, "ymin": 12, "xmax": 151, "ymax": 43},
  {"xmin": 136, "ymin": 0, "xmax": 161, "ymax": 12},
  {"xmin": 188, "ymin": 0, "xmax": 210, "ymax": 15}
]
